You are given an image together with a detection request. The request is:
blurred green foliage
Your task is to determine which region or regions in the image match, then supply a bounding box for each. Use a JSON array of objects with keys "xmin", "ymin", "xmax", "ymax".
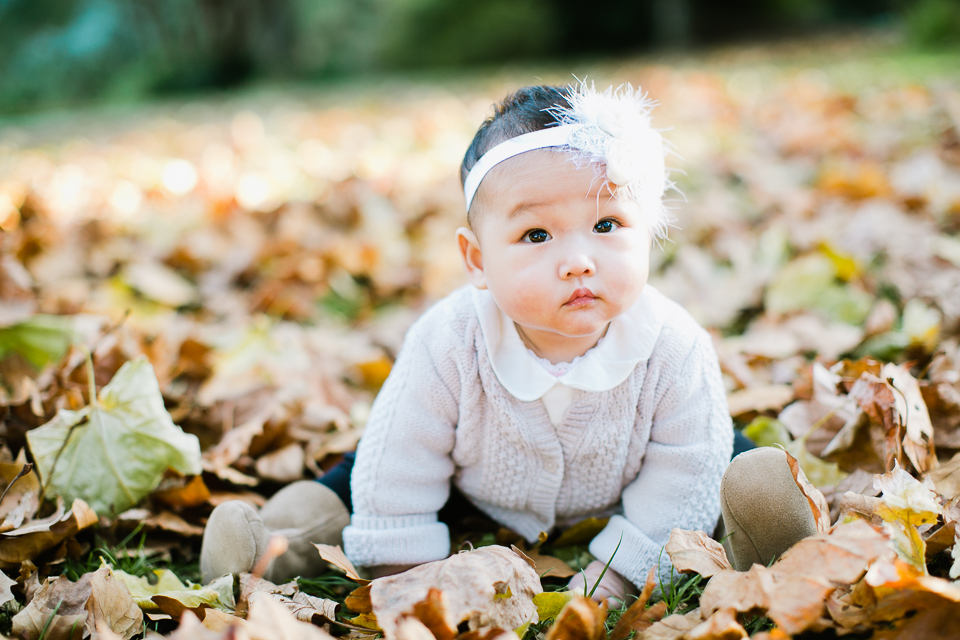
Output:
[
  {"xmin": 0, "ymin": 0, "xmax": 936, "ymax": 115},
  {"xmin": 904, "ymin": 0, "xmax": 960, "ymax": 48}
]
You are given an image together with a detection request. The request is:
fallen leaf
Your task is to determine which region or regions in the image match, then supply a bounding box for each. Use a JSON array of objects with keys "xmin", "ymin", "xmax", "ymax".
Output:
[
  {"xmin": 27, "ymin": 357, "xmax": 202, "ymax": 516},
  {"xmin": 410, "ymin": 587, "xmax": 456, "ymax": 640},
  {"xmin": 248, "ymin": 590, "xmax": 340, "ymax": 627},
  {"xmin": 244, "ymin": 590, "xmax": 337, "ymax": 640},
  {"xmin": 522, "ymin": 548, "xmax": 576, "ymax": 579},
  {"xmin": 123, "ymin": 261, "xmax": 199, "ymax": 308},
  {"xmin": 664, "ymin": 529, "xmax": 732, "ymax": 578},
  {"xmin": 726, "ymin": 385, "xmax": 794, "ymax": 418},
  {"xmin": 369, "ymin": 545, "xmax": 541, "ymax": 638},
  {"xmin": 0, "ymin": 314, "xmax": 72, "ymax": 371},
  {"xmin": 0, "ymin": 570, "xmax": 16, "ymax": 608},
  {"xmin": 0, "ymin": 497, "xmax": 97, "ymax": 568},
  {"xmin": 315, "ymin": 543, "xmax": 369, "ymax": 584},
  {"xmin": 163, "ymin": 610, "xmax": 236, "ymax": 640},
  {"xmin": 255, "ymin": 443, "xmax": 305, "ymax": 483},
  {"xmin": 882, "ymin": 363, "xmax": 936, "ymax": 474},
  {"xmin": 685, "ymin": 607, "xmax": 747, "ymax": 640},
  {"xmin": 543, "ymin": 596, "xmax": 606, "ymax": 640},
  {"xmin": 114, "ymin": 567, "xmax": 234, "ymax": 618},
  {"xmin": 836, "ymin": 492, "xmax": 883, "ymax": 525},
  {"xmin": 152, "ymin": 475, "xmax": 212, "ymax": 509},
  {"xmin": 12, "ymin": 566, "xmax": 143, "ymax": 640},
  {"xmin": 926, "ymin": 451, "xmax": 960, "ymax": 500},
  {"xmin": 640, "ymin": 609, "xmax": 703, "ymax": 640},
  {"xmin": 784, "ymin": 449, "xmax": 832, "ymax": 532},
  {"xmin": 700, "ymin": 520, "xmax": 889, "ymax": 636},
  {"xmin": 609, "ymin": 566, "xmax": 660, "ymax": 640},
  {"xmin": 533, "ymin": 591, "xmax": 575, "ymax": 623},
  {"xmin": 873, "ymin": 462, "xmax": 941, "ymax": 571}
]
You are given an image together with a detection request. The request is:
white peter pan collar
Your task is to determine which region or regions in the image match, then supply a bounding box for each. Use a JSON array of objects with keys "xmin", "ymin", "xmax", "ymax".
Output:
[{"xmin": 472, "ymin": 285, "xmax": 665, "ymax": 402}]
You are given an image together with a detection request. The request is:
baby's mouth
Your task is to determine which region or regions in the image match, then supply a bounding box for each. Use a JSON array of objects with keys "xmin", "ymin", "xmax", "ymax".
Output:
[{"xmin": 564, "ymin": 288, "xmax": 597, "ymax": 308}]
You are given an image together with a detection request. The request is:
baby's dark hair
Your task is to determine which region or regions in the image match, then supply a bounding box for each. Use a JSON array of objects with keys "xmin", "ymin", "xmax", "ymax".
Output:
[{"xmin": 460, "ymin": 85, "xmax": 572, "ymax": 224}]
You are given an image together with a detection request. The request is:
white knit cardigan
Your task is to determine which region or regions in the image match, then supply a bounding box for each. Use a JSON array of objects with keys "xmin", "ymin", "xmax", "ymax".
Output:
[{"xmin": 343, "ymin": 285, "xmax": 733, "ymax": 587}]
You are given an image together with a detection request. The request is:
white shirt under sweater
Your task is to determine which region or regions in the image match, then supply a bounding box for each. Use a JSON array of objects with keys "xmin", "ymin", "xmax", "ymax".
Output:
[{"xmin": 342, "ymin": 284, "xmax": 733, "ymax": 587}]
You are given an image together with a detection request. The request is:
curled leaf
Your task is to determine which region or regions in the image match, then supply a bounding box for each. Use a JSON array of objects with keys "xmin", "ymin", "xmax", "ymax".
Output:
[
  {"xmin": 665, "ymin": 529, "xmax": 732, "ymax": 578},
  {"xmin": 784, "ymin": 450, "xmax": 832, "ymax": 532}
]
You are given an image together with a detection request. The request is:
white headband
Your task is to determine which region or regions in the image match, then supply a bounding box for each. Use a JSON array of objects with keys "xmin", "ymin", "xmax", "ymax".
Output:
[
  {"xmin": 463, "ymin": 125, "xmax": 582, "ymax": 212},
  {"xmin": 463, "ymin": 81, "xmax": 673, "ymax": 239}
]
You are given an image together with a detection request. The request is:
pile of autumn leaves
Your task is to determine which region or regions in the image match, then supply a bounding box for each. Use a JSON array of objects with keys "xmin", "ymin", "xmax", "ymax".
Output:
[{"xmin": 2, "ymin": 44, "xmax": 960, "ymax": 640}]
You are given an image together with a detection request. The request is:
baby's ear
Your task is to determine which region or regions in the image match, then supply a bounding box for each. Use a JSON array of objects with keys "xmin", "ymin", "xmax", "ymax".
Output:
[{"xmin": 456, "ymin": 227, "xmax": 487, "ymax": 289}]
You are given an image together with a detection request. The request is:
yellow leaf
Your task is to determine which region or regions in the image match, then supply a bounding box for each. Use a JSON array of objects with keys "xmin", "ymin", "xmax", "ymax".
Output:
[
  {"xmin": 533, "ymin": 591, "xmax": 574, "ymax": 622},
  {"xmin": 350, "ymin": 612, "xmax": 381, "ymax": 630}
]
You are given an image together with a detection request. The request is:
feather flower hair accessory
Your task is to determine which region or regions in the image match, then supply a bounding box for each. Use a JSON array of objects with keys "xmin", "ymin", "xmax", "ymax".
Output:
[{"xmin": 463, "ymin": 80, "xmax": 673, "ymax": 239}]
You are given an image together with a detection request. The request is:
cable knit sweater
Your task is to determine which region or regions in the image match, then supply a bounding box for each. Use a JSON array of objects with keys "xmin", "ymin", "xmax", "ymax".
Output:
[{"xmin": 343, "ymin": 284, "xmax": 733, "ymax": 587}]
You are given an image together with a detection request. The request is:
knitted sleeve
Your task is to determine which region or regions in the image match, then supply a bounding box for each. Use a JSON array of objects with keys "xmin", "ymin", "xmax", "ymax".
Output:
[
  {"xmin": 588, "ymin": 328, "xmax": 733, "ymax": 588},
  {"xmin": 342, "ymin": 309, "xmax": 463, "ymax": 568}
]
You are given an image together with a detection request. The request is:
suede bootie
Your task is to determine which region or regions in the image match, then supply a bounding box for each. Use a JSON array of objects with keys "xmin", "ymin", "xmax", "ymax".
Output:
[
  {"xmin": 719, "ymin": 447, "xmax": 818, "ymax": 571},
  {"xmin": 200, "ymin": 480, "xmax": 350, "ymax": 584}
]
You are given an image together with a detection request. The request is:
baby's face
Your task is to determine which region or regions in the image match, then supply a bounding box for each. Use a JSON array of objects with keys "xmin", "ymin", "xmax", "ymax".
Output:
[{"xmin": 460, "ymin": 149, "xmax": 651, "ymax": 354}]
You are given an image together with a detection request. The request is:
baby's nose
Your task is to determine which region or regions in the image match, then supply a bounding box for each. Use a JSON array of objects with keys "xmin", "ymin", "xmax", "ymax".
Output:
[{"xmin": 560, "ymin": 253, "xmax": 596, "ymax": 278}]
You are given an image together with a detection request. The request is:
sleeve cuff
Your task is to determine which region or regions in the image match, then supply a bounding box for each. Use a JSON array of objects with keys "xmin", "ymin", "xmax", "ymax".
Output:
[
  {"xmin": 343, "ymin": 514, "xmax": 450, "ymax": 567},
  {"xmin": 588, "ymin": 515, "xmax": 673, "ymax": 588}
]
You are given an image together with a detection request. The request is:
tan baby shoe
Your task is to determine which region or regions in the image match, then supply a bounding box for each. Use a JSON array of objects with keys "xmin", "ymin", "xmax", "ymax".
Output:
[
  {"xmin": 200, "ymin": 480, "xmax": 351, "ymax": 584},
  {"xmin": 719, "ymin": 447, "xmax": 817, "ymax": 571}
]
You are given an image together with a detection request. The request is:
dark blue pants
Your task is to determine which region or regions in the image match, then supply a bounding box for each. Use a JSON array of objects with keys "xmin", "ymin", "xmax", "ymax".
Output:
[{"xmin": 319, "ymin": 431, "xmax": 757, "ymax": 514}]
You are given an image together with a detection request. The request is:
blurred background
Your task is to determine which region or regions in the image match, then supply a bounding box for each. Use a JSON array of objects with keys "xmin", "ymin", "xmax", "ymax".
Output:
[
  {"xmin": 1, "ymin": 0, "xmax": 958, "ymax": 114},
  {"xmin": 1, "ymin": 0, "xmax": 960, "ymax": 547}
]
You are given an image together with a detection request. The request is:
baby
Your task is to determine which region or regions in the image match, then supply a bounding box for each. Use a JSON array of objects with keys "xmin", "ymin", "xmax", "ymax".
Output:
[{"xmin": 200, "ymin": 82, "xmax": 817, "ymax": 601}]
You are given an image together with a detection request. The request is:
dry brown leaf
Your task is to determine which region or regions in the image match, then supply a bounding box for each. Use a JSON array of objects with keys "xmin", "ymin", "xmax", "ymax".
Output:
[
  {"xmin": 726, "ymin": 385, "xmax": 794, "ymax": 417},
  {"xmin": 544, "ymin": 596, "xmax": 606, "ymax": 640},
  {"xmin": 12, "ymin": 566, "xmax": 143, "ymax": 640},
  {"xmin": 369, "ymin": 546, "xmax": 540, "ymax": 638},
  {"xmin": 609, "ymin": 567, "xmax": 663, "ymax": 640},
  {"xmin": 117, "ymin": 508, "xmax": 205, "ymax": 537},
  {"xmin": 0, "ymin": 459, "xmax": 41, "ymax": 523},
  {"xmin": 394, "ymin": 616, "xmax": 439, "ymax": 640},
  {"xmin": 410, "ymin": 588, "xmax": 456, "ymax": 640},
  {"xmin": 152, "ymin": 475, "xmax": 212, "ymax": 509},
  {"xmin": 664, "ymin": 529, "xmax": 732, "ymax": 578},
  {"xmin": 208, "ymin": 490, "xmax": 267, "ymax": 509},
  {"xmin": 923, "ymin": 523, "xmax": 956, "ymax": 558},
  {"xmin": 784, "ymin": 450, "xmax": 832, "ymax": 532},
  {"xmin": 870, "ymin": 602, "xmax": 960, "ymax": 639},
  {"xmin": 0, "ymin": 570, "xmax": 16, "ymax": 608},
  {"xmin": 0, "ymin": 497, "xmax": 98, "ymax": 567},
  {"xmin": 926, "ymin": 451, "xmax": 960, "ymax": 500},
  {"xmin": 163, "ymin": 610, "xmax": 237, "ymax": 640},
  {"xmin": 639, "ymin": 609, "xmax": 703, "ymax": 640},
  {"xmin": 883, "ymin": 363, "xmax": 936, "ymax": 475},
  {"xmin": 701, "ymin": 521, "xmax": 889, "ymax": 636},
  {"xmin": 345, "ymin": 582, "xmax": 373, "ymax": 614},
  {"xmin": 521, "ymin": 548, "xmax": 576, "ymax": 579},
  {"xmin": 776, "ymin": 519, "xmax": 891, "ymax": 584},
  {"xmin": 685, "ymin": 607, "xmax": 747, "ymax": 640},
  {"xmin": 245, "ymin": 590, "xmax": 338, "ymax": 640},
  {"xmin": 836, "ymin": 492, "xmax": 883, "ymax": 525},
  {"xmin": 255, "ymin": 443, "xmax": 306, "ymax": 483},
  {"xmin": 247, "ymin": 590, "xmax": 340, "ymax": 627},
  {"xmin": 698, "ymin": 567, "xmax": 769, "ymax": 619},
  {"xmin": 849, "ymin": 374, "xmax": 901, "ymax": 471},
  {"xmin": 199, "ymin": 608, "xmax": 245, "ymax": 632},
  {"xmin": 315, "ymin": 543, "xmax": 369, "ymax": 584}
]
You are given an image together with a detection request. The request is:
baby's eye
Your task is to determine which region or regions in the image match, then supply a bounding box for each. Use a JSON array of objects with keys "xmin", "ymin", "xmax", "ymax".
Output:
[
  {"xmin": 522, "ymin": 229, "xmax": 551, "ymax": 243},
  {"xmin": 593, "ymin": 219, "xmax": 619, "ymax": 233}
]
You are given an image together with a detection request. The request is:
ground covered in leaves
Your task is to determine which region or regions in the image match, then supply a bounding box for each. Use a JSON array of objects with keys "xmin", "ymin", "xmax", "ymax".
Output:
[{"xmin": 2, "ymin": 33, "xmax": 960, "ymax": 640}]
